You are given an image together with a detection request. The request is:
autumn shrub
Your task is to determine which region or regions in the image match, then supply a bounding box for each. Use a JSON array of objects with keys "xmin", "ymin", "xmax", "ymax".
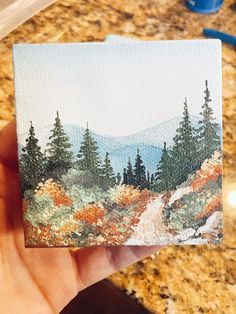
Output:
[
  {"xmin": 195, "ymin": 192, "xmax": 222, "ymax": 220},
  {"xmin": 164, "ymin": 190, "xmax": 206, "ymax": 231},
  {"xmin": 35, "ymin": 179, "xmax": 72, "ymax": 207},
  {"xmin": 24, "ymin": 193, "xmax": 55, "ymax": 227},
  {"xmin": 163, "ymin": 152, "xmax": 222, "ymax": 232},
  {"xmin": 190, "ymin": 151, "xmax": 222, "ymax": 192},
  {"xmin": 23, "ymin": 175, "xmax": 155, "ymax": 246},
  {"xmin": 74, "ymin": 202, "xmax": 106, "ymax": 224},
  {"xmin": 110, "ymin": 185, "xmax": 142, "ymax": 207},
  {"xmin": 164, "ymin": 185, "xmax": 221, "ymax": 232}
]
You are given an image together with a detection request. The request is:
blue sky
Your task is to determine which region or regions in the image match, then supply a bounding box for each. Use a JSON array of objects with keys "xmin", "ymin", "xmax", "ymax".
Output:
[{"xmin": 13, "ymin": 40, "xmax": 222, "ymax": 137}]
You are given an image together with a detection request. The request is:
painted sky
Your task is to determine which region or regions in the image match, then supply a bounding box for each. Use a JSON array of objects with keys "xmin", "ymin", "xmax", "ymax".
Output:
[{"xmin": 13, "ymin": 40, "xmax": 222, "ymax": 137}]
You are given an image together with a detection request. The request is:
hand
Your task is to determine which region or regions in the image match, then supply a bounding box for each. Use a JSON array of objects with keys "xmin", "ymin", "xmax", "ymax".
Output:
[{"xmin": 0, "ymin": 120, "xmax": 161, "ymax": 314}]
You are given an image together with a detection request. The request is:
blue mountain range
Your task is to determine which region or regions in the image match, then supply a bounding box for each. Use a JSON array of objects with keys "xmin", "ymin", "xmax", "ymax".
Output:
[{"xmin": 18, "ymin": 115, "xmax": 206, "ymax": 175}]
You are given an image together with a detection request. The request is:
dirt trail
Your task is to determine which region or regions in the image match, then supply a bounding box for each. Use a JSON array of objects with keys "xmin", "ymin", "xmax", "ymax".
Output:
[{"xmin": 125, "ymin": 196, "xmax": 172, "ymax": 245}]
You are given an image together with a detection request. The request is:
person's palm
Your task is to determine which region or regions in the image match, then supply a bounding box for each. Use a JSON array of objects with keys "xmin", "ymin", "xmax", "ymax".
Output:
[{"xmin": 0, "ymin": 121, "xmax": 160, "ymax": 313}]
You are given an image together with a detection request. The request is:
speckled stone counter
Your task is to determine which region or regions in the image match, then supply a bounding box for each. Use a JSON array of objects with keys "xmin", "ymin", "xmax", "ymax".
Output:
[{"xmin": 0, "ymin": 1, "xmax": 236, "ymax": 313}]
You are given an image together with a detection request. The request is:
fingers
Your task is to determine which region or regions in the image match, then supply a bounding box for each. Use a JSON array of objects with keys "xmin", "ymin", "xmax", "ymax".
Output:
[
  {"xmin": 0, "ymin": 120, "xmax": 18, "ymax": 169},
  {"xmin": 72, "ymin": 245, "xmax": 161, "ymax": 290}
]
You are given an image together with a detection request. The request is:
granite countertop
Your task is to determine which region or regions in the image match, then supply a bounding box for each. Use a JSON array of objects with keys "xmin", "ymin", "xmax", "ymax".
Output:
[{"xmin": 0, "ymin": 0, "xmax": 236, "ymax": 313}]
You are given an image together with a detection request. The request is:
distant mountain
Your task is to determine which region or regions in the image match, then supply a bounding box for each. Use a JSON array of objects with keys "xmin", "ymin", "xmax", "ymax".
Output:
[
  {"xmin": 63, "ymin": 125, "xmax": 123, "ymax": 157},
  {"xmin": 117, "ymin": 115, "xmax": 200, "ymax": 147},
  {"xmin": 18, "ymin": 124, "xmax": 162, "ymax": 174},
  {"xmin": 19, "ymin": 115, "xmax": 217, "ymax": 175},
  {"xmin": 18, "ymin": 124, "xmax": 123, "ymax": 156}
]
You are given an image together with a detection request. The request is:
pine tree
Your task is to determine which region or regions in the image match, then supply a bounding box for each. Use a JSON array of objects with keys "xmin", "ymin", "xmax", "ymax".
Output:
[
  {"xmin": 101, "ymin": 152, "xmax": 116, "ymax": 187},
  {"xmin": 171, "ymin": 98, "xmax": 198, "ymax": 187},
  {"xmin": 150, "ymin": 174, "xmax": 155, "ymax": 188},
  {"xmin": 122, "ymin": 168, "xmax": 128, "ymax": 184},
  {"xmin": 46, "ymin": 111, "xmax": 73, "ymax": 179},
  {"xmin": 146, "ymin": 171, "xmax": 151, "ymax": 190},
  {"xmin": 154, "ymin": 142, "xmax": 173, "ymax": 192},
  {"xmin": 126, "ymin": 157, "xmax": 135, "ymax": 186},
  {"xmin": 198, "ymin": 80, "xmax": 220, "ymax": 162},
  {"xmin": 116, "ymin": 172, "xmax": 122, "ymax": 185},
  {"xmin": 20, "ymin": 121, "xmax": 45, "ymax": 192},
  {"xmin": 77, "ymin": 123, "xmax": 101, "ymax": 174},
  {"xmin": 134, "ymin": 149, "xmax": 147, "ymax": 189}
]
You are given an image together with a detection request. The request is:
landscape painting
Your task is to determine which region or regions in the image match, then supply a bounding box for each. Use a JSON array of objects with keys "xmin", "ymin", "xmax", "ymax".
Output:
[{"xmin": 13, "ymin": 40, "xmax": 223, "ymax": 247}]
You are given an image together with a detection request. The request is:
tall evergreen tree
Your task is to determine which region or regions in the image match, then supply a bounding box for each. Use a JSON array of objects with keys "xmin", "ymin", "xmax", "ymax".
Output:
[
  {"xmin": 122, "ymin": 168, "xmax": 128, "ymax": 184},
  {"xmin": 146, "ymin": 171, "xmax": 151, "ymax": 190},
  {"xmin": 77, "ymin": 123, "xmax": 101, "ymax": 174},
  {"xmin": 116, "ymin": 172, "xmax": 122, "ymax": 185},
  {"xmin": 46, "ymin": 111, "xmax": 73, "ymax": 179},
  {"xmin": 171, "ymin": 98, "xmax": 198, "ymax": 187},
  {"xmin": 154, "ymin": 142, "xmax": 173, "ymax": 192},
  {"xmin": 101, "ymin": 152, "xmax": 116, "ymax": 187},
  {"xmin": 150, "ymin": 173, "xmax": 155, "ymax": 189},
  {"xmin": 134, "ymin": 149, "xmax": 147, "ymax": 189},
  {"xmin": 126, "ymin": 157, "xmax": 135, "ymax": 185},
  {"xmin": 198, "ymin": 80, "xmax": 220, "ymax": 162},
  {"xmin": 20, "ymin": 121, "xmax": 45, "ymax": 192}
]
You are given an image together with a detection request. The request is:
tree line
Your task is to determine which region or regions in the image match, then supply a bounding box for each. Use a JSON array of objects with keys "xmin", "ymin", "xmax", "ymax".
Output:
[
  {"xmin": 20, "ymin": 80, "xmax": 220, "ymax": 194},
  {"xmin": 122, "ymin": 81, "xmax": 220, "ymax": 191},
  {"xmin": 20, "ymin": 113, "xmax": 118, "ymax": 192}
]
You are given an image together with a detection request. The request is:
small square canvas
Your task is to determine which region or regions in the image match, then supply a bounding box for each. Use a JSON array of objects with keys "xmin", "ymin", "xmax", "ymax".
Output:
[{"xmin": 13, "ymin": 40, "xmax": 223, "ymax": 247}]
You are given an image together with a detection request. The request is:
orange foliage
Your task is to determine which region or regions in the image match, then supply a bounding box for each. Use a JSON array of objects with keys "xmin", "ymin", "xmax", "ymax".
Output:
[
  {"xmin": 53, "ymin": 194, "xmax": 72, "ymax": 207},
  {"xmin": 98, "ymin": 221, "xmax": 126, "ymax": 245},
  {"xmin": 94, "ymin": 195, "xmax": 151, "ymax": 245},
  {"xmin": 57, "ymin": 223, "xmax": 78, "ymax": 234},
  {"xmin": 139, "ymin": 189, "xmax": 152, "ymax": 202},
  {"xmin": 74, "ymin": 203, "xmax": 105, "ymax": 224},
  {"xmin": 24, "ymin": 221, "xmax": 53, "ymax": 247},
  {"xmin": 195, "ymin": 193, "xmax": 222, "ymax": 221},
  {"xmin": 115, "ymin": 186, "xmax": 151, "ymax": 207},
  {"xmin": 115, "ymin": 186, "xmax": 140, "ymax": 207},
  {"xmin": 192, "ymin": 162, "xmax": 222, "ymax": 192},
  {"xmin": 35, "ymin": 179, "xmax": 72, "ymax": 207}
]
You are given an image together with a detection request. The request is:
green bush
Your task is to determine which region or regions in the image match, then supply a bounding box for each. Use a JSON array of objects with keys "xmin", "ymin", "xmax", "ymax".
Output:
[
  {"xmin": 24, "ymin": 193, "xmax": 55, "ymax": 227},
  {"xmin": 62, "ymin": 168, "xmax": 112, "ymax": 190},
  {"xmin": 67, "ymin": 184, "xmax": 107, "ymax": 209},
  {"xmin": 164, "ymin": 190, "xmax": 210, "ymax": 232}
]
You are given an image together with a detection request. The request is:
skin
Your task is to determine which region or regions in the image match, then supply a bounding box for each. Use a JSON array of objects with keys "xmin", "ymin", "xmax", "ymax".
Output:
[{"xmin": 0, "ymin": 120, "xmax": 161, "ymax": 313}]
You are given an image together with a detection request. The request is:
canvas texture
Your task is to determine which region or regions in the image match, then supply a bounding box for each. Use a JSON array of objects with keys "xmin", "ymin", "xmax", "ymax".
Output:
[{"xmin": 13, "ymin": 39, "xmax": 223, "ymax": 247}]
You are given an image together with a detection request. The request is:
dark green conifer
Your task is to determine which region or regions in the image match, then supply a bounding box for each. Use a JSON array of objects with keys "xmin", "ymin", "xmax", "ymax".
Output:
[
  {"xmin": 134, "ymin": 149, "xmax": 147, "ymax": 189},
  {"xmin": 122, "ymin": 168, "xmax": 128, "ymax": 184},
  {"xmin": 171, "ymin": 98, "xmax": 198, "ymax": 187},
  {"xmin": 77, "ymin": 122, "xmax": 101, "ymax": 174},
  {"xmin": 20, "ymin": 121, "xmax": 45, "ymax": 192},
  {"xmin": 101, "ymin": 152, "xmax": 116, "ymax": 187},
  {"xmin": 198, "ymin": 80, "xmax": 220, "ymax": 162},
  {"xmin": 154, "ymin": 142, "xmax": 173, "ymax": 192},
  {"xmin": 126, "ymin": 157, "xmax": 135, "ymax": 186},
  {"xmin": 46, "ymin": 111, "xmax": 73, "ymax": 179}
]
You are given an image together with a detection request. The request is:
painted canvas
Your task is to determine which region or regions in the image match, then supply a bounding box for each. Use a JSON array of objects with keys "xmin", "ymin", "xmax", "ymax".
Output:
[{"xmin": 13, "ymin": 40, "xmax": 223, "ymax": 247}]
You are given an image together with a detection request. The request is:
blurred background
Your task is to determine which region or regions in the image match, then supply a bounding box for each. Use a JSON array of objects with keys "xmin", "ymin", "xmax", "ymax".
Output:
[{"xmin": 0, "ymin": 0, "xmax": 235, "ymax": 313}]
